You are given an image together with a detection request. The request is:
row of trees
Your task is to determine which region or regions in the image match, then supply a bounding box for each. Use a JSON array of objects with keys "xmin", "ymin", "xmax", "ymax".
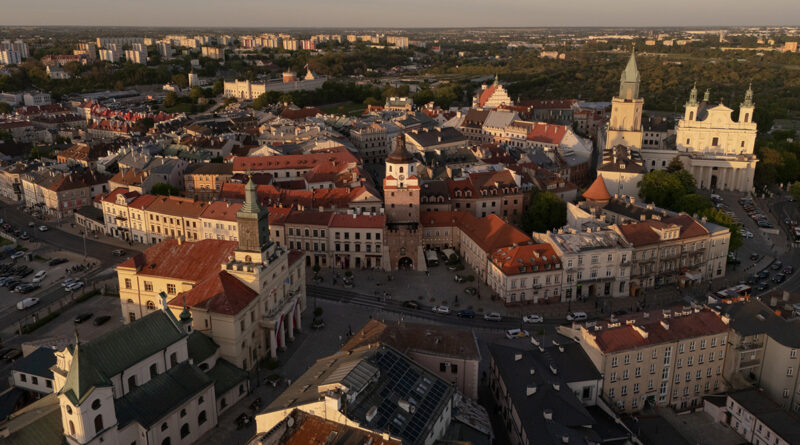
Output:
[
  {"xmin": 638, "ymin": 158, "xmax": 742, "ymax": 251},
  {"xmin": 754, "ymin": 130, "xmax": 800, "ymax": 187}
]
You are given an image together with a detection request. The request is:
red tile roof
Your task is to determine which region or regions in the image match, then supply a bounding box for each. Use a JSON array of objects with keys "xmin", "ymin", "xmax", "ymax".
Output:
[
  {"xmin": 527, "ymin": 122, "xmax": 567, "ymax": 145},
  {"xmin": 118, "ymin": 239, "xmax": 237, "ymax": 282},
  {"xmin": 231, "ymin": 148, "xmax": 357, "ymax": 173},
  {"xmin": 591, "ymin": 309, "xmax": 729, "ymax": 353},
  {"xmin": 128, "ymin": 195, "xmax": 158, "ymax": 210},
  {"xmin": 478, "ymin": 84, "xmax": 499, "ymax": 107},
  {"xmin": 617, "ymin": 214, "xmax": 709, "ymax": 247},
  {"xmin": 583, "ymin": 175, "xmax": 611, "ymax": 201},
  {"xmin": 199, "ymin": 201, "xmax": 243, "ymax": 222},
  {"xmin": 102, "ymin": 187, "xmax": 132, "ymax": 204},
  {"xmin": 421, "ymin": 211, "xmax": 531, "ymax": 253},
  {"xmin": 489, "ymin": 243, "xmax": 561, "ymax": 275},
  {"xmin": 284, "ymin": 211, "xmax": 334, "ymax": 226},
  {"xmin": 145, "ymin": 196, "xmax": 208, "ymax": 218},
  {"xmin": 170, "ymin": 270, "xmax": 258, "ymax": 316},
  {"xmin": 280, "ymin": 106, "xmax": 322, "ymax": 120}
]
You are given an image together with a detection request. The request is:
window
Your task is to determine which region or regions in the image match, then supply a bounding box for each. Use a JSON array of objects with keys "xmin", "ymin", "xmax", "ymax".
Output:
[
  {"xmin": 150, "ymin": 364, "xmax": 158, "ymax": 378},
  {"xmin": 440, "ymin": 363, "xmax": 447, "ymax": 372},
  {"xmin": 167, "ymin": 284, "xmax": 176, "ymax": 294},
  {"xmin": 180, "ymin": 408, "xmax": 186, "ymax": 418},
  {"xmin": 69, "ymin": 420, "xmax": 75, "ymax": 436},
  {"xmin": 198, "ymin": 410, "xmax": 207, "ymax": 425},
  {"xmin": 19, "ymin": 374, "xmax": 26, "ymax": 382},
  {"xmin": 180, "ymin": 424, "xmax": 190, "ymax": 439},
  {"xmin": 124, "ymin": 278, "xmax": 132, "ymax": 289},
  {"xmin": 788, "ymin": 367, "xmax": 794, "ymax": 377},
  {"xmin": 128, "ymin": 375, "xmax": 137, "ymax": 390},
  {"xmin": 170, "ymin": 352, "xmax": 178, "ymax": 367},
  {"xmin": 712, "ymin": 137, "xmax": 719, "ymax": 146},
  {"xmin": 610, "ymin": 372, "xmax": 617, "ymax": 383},
  {"xmin": 161, "ymin": 422, "xmax": 168, "ymax": 432},
  {"xmin": 94, "ymin": 415, "xmax": 104, "ymax": 433},
  {"xmin": 144, "ymin": 281, "xmax": 153, "ymax": 291},
  {"xmin": 611, "ymin": 357, "xmax": 618, "ymax": 368},
  {"xmin": 146, "ymin": 301, "xmax": 155, "ymax": 310}
]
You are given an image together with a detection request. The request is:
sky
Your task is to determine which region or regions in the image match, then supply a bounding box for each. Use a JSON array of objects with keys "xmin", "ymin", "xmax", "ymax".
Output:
[{"xmin": 2, "ymin": 0, "xmax": 799, "ymax": 28}]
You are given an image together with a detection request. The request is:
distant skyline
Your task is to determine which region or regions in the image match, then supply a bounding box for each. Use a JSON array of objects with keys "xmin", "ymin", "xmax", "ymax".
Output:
[{"xmin": 2, "ymin": 0, "xmax": 800, "ymax": 28}]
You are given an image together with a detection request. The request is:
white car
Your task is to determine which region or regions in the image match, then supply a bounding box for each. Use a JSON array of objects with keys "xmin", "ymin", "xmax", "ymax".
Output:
[
  {"xmin": 31, "ymin": 270, "xmax": 47, "ymax": 283},
  {"xmin": 432, "ymin": 305, "xmax": 451, "ymax": 315},
  {"xmin": 523, "ymin": 314, "xmax": 544, "ymax": 323},
  {"xmin": 65, "ymin": 281, "xmax": 84, "ymax": 292},
  {"xmin": 505, "ymin": 328, "xmax": 530, "ymax": 339},
  {"xmin": 16, "ymin": 297, "xmax": 39, "ymax": 310},
  {"xmin": 62, "ymin": 278, "xmax": 76, "ymax": 287},
  {"xmin": 484, "ymin": 312, "xmax": 502, "ymax": 322},
  {"xmin": 744, "ymin": 231, "xmax": 754, "ymax": 238},
  {"xmin": 566, "ymin": 311, "xmax": 588, "ymax": 322},
  {"xmin": 38, "ymin": 225, "xmax": 48, "ymax": 232},
  {"xmin": 10, "ymin": 251, "xmax": 24, "ymax": 260}
]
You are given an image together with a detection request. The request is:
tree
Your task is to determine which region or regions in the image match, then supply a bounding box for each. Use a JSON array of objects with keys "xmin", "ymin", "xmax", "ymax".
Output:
[
  {"xmin": 0, "ymin": 102, "xmax": 12, "ymax": 114},
  {"xmin": 675, "ymin": 193, "xmax": 712, "ymax": 215},
  {"xmin": 162, "ymin": 92, "xmax": 178, "ymax": 108},
  {"xmin": 791, "ymin": 182, "xmax": 800, "ymax": 203},
  {"xmin": 189, "ymin": 86, "xmax": 205, "ymax": 103},
  {"xmin": 699, "ymin": 207, "xmax": 742, "ymax": 252},
  {"xmin": 171, "ymin": 73, "xmax": 188, "ymax": 89},
  {"xmin": 0, "ymin": 130, "xmax": 12, "ymax": 143},
  {"xmin": 150, "ymin": 183, "xmax": 181, "ymax": 196},
  {"xmin": 212, "ymin": 79, "xmax": 224, "ymax": 96},
  {"xmin": 521, "ymin": 191, "xmax": 567, "ymax": 233},
  {"xmin": 132, "ymin": 117, "xmax": 154, "ymax": 134},
  {"xmin": 666, "ymin": 156, "xmax": 685, "ymax": 173},
  {"xmin": 638, "ymin": 170, "xmax": 686, "ymax": 210}
]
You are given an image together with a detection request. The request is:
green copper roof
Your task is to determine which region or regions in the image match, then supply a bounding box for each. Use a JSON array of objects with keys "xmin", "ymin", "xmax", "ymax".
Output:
[
  {"xmin": 60, "ymin": 336, "xmax": 112, "ymax": 406},
  {"xmin": 187, "ymin": 331, "xmax": 219, "ymax": 364},
  {"xmin": 618, "ymin": 49, "xmax": 640, "ymax": 99},
  {"xmin": 622, "ymin": 50, "xmax": 639, "ymax": 82},
  {"xmin": 742, "ymin": 83, "xmax": 754, "ymax": 108},
  {"xmin": 206, "ymin": 358, "xmax": 249, "ymax": 396},
  {"xmin": 688, "ymin": 83, "xmax": 698, "ymax": 106},
  {"xmin": 240, "ymin": 177, "xmax": 261, "ymax": 214}
]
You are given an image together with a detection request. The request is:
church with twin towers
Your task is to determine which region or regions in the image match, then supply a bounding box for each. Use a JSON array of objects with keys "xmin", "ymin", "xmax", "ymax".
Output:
[{"xmin": 600, "ymin": 48, "xmax": 758, "ymax": 194}]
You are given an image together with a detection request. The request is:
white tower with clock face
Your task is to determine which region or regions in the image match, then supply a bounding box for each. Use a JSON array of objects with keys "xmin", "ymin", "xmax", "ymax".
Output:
[{"xmin": 383, "ymin": 133, "xmax": 420, "ymax": 224}]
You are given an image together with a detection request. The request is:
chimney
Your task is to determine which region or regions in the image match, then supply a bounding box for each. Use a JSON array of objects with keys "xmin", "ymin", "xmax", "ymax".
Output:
[
  {"xmin": 552, "ymin": 383, "xmax": 560, "ymax": 391},
  {"xmin": 660, "ymin": 320, "xmax": 670, "ymax": 330},
  {"xmin": 514, "ymin": 353, "xmax": 522, "ymax": 361},
  {"xmin": 526, "ymin": 386, "xmax": 537, "ymax": 396},
  {"xmin": 543, "ymin": 409, "xmax": 553, "ymax": 420}
]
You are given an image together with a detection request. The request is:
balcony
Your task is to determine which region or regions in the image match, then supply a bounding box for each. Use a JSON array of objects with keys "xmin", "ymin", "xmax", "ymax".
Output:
[
  {"xmin": 739, "ymin": 359, "xmax": 761, "ymax": 369},
  {"xmin": 737, "ymin": 342, "xmax": 764, "ymax": 351}
]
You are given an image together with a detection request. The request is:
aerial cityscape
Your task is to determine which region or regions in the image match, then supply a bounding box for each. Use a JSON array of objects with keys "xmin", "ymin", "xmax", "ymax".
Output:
[{"xmin": 0, "ymin": 5, "xmax": 800, "ymax": 445}]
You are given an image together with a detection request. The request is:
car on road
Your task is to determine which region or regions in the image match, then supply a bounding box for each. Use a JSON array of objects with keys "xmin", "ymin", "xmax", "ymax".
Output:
[
  {"xmin": 74, "ymin": 313, "xmax": 93, "ymax": 324},
  {"xmin": 772, "ymin": 261, "xmax": 783, "ymax": 271},
  {"xmin": 523, "ymin": 314, "xmax": 544, "ymax": 323},
  {"xmin": 27, "ymin": 222, "xmax": 34, "ymax": 228},
  {"xmin": 757, "ymin": 270, "xmax": 770, "ymax": 279},
  {"xmin": 38, "ymin": 225, "xmax": 48, "ymax": 232},
  {"xmin": 431, "ymin": 305, "xmax": 451, "ymax": 315},
  {"xmin": 18, "ymin": 232, "xmax": 29, "ymax": 241},
  {"xmin": 2, "ymin": 349, "xmax": 21, "ymax": 361},
  {"xmin": 784, "ymin": 266, "xmax": 794, "ymax": 275},
  {"xmin": 31, "ymin": 270, "xmax": 46, "ymax": 283},
  {"xmin": 9, "ymin": 251, "xmax": 24, "ymax": 260},
  {"xmin": 464, "ymin": 287, "xmax": 478, "ymax": 295},
  {"xmin": 49, "ymin": 258, "xmax": 68, "ymax": 266},
  {"xmin": 484, "ymin": 312, "xmax": 502, "ymax": 321},
  {"xmin": 15, "ymin": 283, "xmax": 38, "ymax": 294},
  {"xmin": 456, "ymin": 309, "xmax": 475, "ymax": 319},
  {"xmin": 62, "ymin": 278, "xmax": 76, "ymax": 287},
  {"xmin": 16, "ymin": 297, "xmax": 39, "ymax": 310},
  {"xmin": 757, "ymin": 282, "xmax": 770, "ymax": 291},
  {"xmin": 65, "ymin": 281, "xmax": 85, "ymax": 292},
  {"xmin": 93, "ymin": 315, "xmax": 111, "ymax": 326},
  {"xmin": 566, "ymin": 311, "xmax": 588, "ymax": 322},
  {"xmin": 453, "ymin": 274, "xmax": 464, "ymax": 283},
  {"xmin": 750, "ymin": 253, "xmax": 760, "ymax": 261},
  {"xmin": 773, "ymin": 273, "xmax": 786, "ymax": 283},
  {"xmin": 505, "ymin": 329, "xmax": 530, "ymax": 339},
  {"xmin": 401, "ymin": 300, "xmax": 420, "ymax": 310},
  {"xmin": 112, "ymin": 249, "xmax": 125, "ymax": 256}
]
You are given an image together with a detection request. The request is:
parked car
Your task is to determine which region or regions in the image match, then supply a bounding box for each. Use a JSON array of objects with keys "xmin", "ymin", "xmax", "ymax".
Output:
[
  {"xmin": 756, "ymin": 282, "xmax": 770, "ymax": 291},
  {"xmin": 772, "ymin": 261, "xmax": 783, "ymax": 271},
  {"xmin": 456, "ymin": 309, "xmax": 475, "ymax": 319},
  {"xmin": 746, "ymin": 275, "xmax": 758, "ymax": 285},
  {"xmin": 9, "ymin": 251, "xmax": 24, "ymax": 260},
  {"xmin": 18, "ymin": 232, "xmax": 29, "ymax": 241},
  {"xmin": 16, "ymin": 297, "xmax": 39, "ymax": 310},
  {"xmin": 750, "ymin": 253, "xmax": 760, "ymax": 261},
  {"xmin": 27, "ymin": 222, "xmax": 34, "ymax": 228},
  {"xmin": 15, "ymin": 283, "xmax": 38, "ymax": 294},
  {"xmin": 74, "ymin": 313, "xmax": 93, "ymax": 324},
  {"xmin": 401, "ymin": 300, "xmax": 420, "ymax": 310},
  {"xmin": 93, "ymin": 315, "xmax": 111, "ymax": 326},
  {"xmin": 523, "ymin": 314, "xmax": 544, "ymax": 323},
  {"xmin": 464, "ymin": 287, "xmax": 478, "ymax": 295},
  {"xmin": 431, "ymin": 305, "xmax": 451, "ymax": 315},
  {"xmin": 49, "ymin": 258, "xmax": 68, "ymax": 266},
  {"xmin": 31, "ymin": 270, "xmax": 46, "ymax": 283},
  {"xmin": 38, "ymin": 225, "xmax": 48, "ymax": 232},
  {"xmin": 65, "ymin": 281, "xmax": 85, "ymax": 292},
  {"xmin": 112, "ymin": 249, "xmax": 125, "ymax": 256},
  {"xmin": 757, "ymin": 270, "xmax": 770, "ymax": 279},
  {"xmin": 783, "ymin": 266, "xmax": 794, "ymax": 275},
  {"xmin": 453, "ymin": 275, "xmax": 465, "ymax": 283},
  {"xmin": 566, "ymin": 312, "xmax": 588, "ymax": 322},
  {"xmin": 484, "ymin": 312, "xmax": 502, "ymax": 322},
  {"xmin": 772, "ymin": 273, "xmax": 786, "ymax": 284},
  {"xmin": 505, "ymin": 329, "xmax": 530, "ymax": 339},
  {"xmin": 62, "ymin": 278, "xmax": 76, "ymax": 287},
  {"xmin": 2, "ymin": 349, "xmax": 21, "ymax": 361}
]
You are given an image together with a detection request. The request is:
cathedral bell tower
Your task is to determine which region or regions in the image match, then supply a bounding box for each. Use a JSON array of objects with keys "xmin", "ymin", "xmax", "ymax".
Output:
[
  {"xmin": 606, "ymin": 48, "xmax": 644, "ymax": 150},
  {"xmin": 739, "ymin": 83, "xmax": 754, "ymax": 124},
  {"xmin": 684, "ymin": 83, "xmax": 699, "ymax": 121}
]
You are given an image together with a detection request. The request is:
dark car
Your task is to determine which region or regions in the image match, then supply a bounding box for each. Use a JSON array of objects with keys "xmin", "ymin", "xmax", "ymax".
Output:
[
  {"xmin": 401, "ymin": 300, "xmax": 420, "ymax": 310},
  {"xmin": 74, "ymin": 313, "xmax": 93, "ymax": 324},
  {"xmin": 773, "ymin": 273, "xmax": 786, "ymax": 283},
  {"xmin": 456, "ymin": 309, "xmax": 475, "ymax": 319},
  {"xmin": 757, "ymin": 270, "xmax": 770, "ymax": 279},
  {"xmin": 784, "ymin": 266, "xmax": 794, "ymax": 275},
  {"xmin": 771, "ymin": 261, "xmax": 783, "ymax": 271},
  {"xmin": 311, "ymin": 318, "xmax": 325, "ymax": 329},
  {"xmin": 757, "ymin": 282, "xmax": 770, "ymax": 291},
  {"xmin": 750, "ymin": 253, "xmax": 760, "ymax": 261},
  {"xmin": 93, "ymin": 315, "xmax": 111, "ymax": 326},
  {"xmin": 49, "ymin": 258, "xmax": 68, "ymax": 266},
  {"xmin": 746, "ymin": 275, "xmax": 758, "ymax": 285},
  {"xmin": 2, "ymin": 349, "xmax": 21, "ymax": 361},
  {"xmin": 112, "ymin": 249, "xmax": 125, "ymax": 256},
  {"xmin": 464, "ymin": 287, "xmax": 478, "ymax": 295}
]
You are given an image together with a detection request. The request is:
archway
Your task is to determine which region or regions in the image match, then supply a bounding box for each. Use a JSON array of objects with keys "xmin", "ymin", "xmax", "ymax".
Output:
[
  {"xmin": 398, "ymin": 257, "xmax": 413, "ymax": 270},
  {"xmin": 710, "ymin": 175, "xmax": 718, "ymax": 190}
]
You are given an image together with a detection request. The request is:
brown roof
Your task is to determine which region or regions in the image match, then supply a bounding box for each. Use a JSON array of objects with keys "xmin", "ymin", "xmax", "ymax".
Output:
[
  {"xmin": 592, "ymin": 309, "xmax": 729, "ymax": 353},
  {"xmin": 199, "ymin": 201, "xmax": 242, "ymax": 222},
  {"xmin": 144, "ymin": 196, "xmax": 208, "ymax": 218},
  {"xmin": 329, "ymin": 213, "xmax": 386, "ymax": 229},
  {"xmin": 117, "ymin": 239, "xmax": 237, "ymax": 282},
  {"xmin": 342, "ymin": 320, "xmax": 480, "ymax": 360},
  {"xmin": 280, "ymin": 409, "xmax": 400, "ymax": 445},
  {"xmin": 170, "ymin": 271, "xmax": 258, "ymax": 316},
  {"xmin": 617, "ymin": 214, "xmax": 709, "ymax": 247},
  {"xmin": 284, "ymin": 211, "xmax": 334, "ymax": 226},
  {"xmin": 489, "ymin": 243, "xmax": 561, "ymax": 275},
  {"xmin": 459, "ymin": 213, "xmax": 532, "ymax": 254},
  {"xmin": 582, "ymin": 175, "xmax": 611, "ymax": 202}
]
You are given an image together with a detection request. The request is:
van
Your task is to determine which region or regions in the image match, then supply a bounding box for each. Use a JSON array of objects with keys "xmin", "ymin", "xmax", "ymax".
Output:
[
  {"xmin": 566, "ymin": 311, "xmax": 588, "ymax": 322},
  {"xmin": 16, "ymin": 297, "xmax": 39, "ymax": 310},
  {"xmin": 32, "ymin": 270, "xmax": 47, "ymax": 283}
]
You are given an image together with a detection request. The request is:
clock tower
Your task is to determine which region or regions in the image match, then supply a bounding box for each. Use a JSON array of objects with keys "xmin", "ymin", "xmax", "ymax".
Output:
[
  {"xmin": 383, "ymin": 133, "xmax": 420, "ymax": 224},
  {"xmin": 235, "ymin": 177, "xmax": 272, "ymax": 262},
  {"xmin": 606, "ymin": 48, "xmax": 644, "ymax": 150}
]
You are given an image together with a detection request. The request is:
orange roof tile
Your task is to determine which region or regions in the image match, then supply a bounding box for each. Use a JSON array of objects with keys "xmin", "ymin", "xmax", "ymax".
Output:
[
  {"xmin": 329, "ymin": 213, "xmax": 386, "ymax": 229},
  {"xmin": 144, "ymin": 196, "xmax": 208, "ymax": 218},
  {"xmin": 170, "ymin": 270, "xmax": 258, "ymax": 316},
  {"xmin": 118, "ymin": 239, "xmax": 237, "ymax": 282},
  {"xmin": 583, "ymin": 175, "xmax": 612, "ymax": 201},
  {"xmin": 592, "ymin": 310, "xmax": 729, "ymax": 353},
  {"xmin": 199, "ymin": 201, "xmax": 243, "ymax": 222},
  {"xmin": 489, "ymin": 243, "xmax": 561, "ymax": 275}
]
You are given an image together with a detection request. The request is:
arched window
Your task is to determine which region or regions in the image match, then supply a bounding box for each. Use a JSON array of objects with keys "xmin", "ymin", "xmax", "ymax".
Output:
[
  {"xmin": 399, "ymin": 166, "xmax": 404, "ymax": 173},
  {"xmin": 304, "ymin": 229, "xmax": 309, "ymax": 236},
  {"xmin": 161, "ymin": 422, "xmax": 168, "ymax": 431},
  {"xmin": 146, "ymin": 301, "xmax": 155, "ymax": 310},
  {"xmin": 128, "ymin": 375, "xmax": 136, "ymax": 391},
  {"xmin": 94, "ymin": 415, "xmax": 103, "ymax": 433},
  {"xmin": 180, "ymin": 424, "xmax": 190, "ymax": 438},
  {"xmin": 92, "ymin": 399, "xmax": 101, "ymax": 410},
  {"xmin": 161, "ymin": 438, "xmax": 171, "ymax": 445},
  {"xmin": 150, "ymin": 363, "xmax": 158, "ymax": 378},
  {"xmin": 126, "ymin": 299, "xmax": 134, "ymax": 304},
  {"xmin": 66, "ymin": 405, "xmax": 72, "ymax": 415},
  {"xmin": 69, "ymin": 420, "xmax": 75, "ymax": 435},
  {"xmin": 198, "ymin": 410, "xmax": 207, "ymax": 425},
  {"xmin": 689, "ymin": 111, "xmax": 694, "ymax": 120},
  {"xmin": 744, "ymin": 113, "xmax": 749, "ymax": 123}
]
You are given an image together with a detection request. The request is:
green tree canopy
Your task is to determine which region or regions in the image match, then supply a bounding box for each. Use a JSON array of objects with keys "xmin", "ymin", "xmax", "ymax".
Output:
[
  {"xmin": 638, "ymin": 170, "xmax": 687, "ymax": 210},
  {"xmin": 212, "ymin": 79, "xmax": 224, "ymax": 96},
  {"xmin": 521, "ymin": 191, "xmax": 567, "ymax": 233},
  {"xmin": 698, "ymin": 207, "xmax": 742, "ymax": 252},
  {"xmin": 150, "ymin": 183, "xmax": 181, "ymax": 196},
  {"xmin": 162, "ymin": 91, "xmax": 178, "ymax": 108}
]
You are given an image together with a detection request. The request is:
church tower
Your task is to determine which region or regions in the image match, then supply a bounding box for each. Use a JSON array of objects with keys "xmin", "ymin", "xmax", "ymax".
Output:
[
  {"xmin": 684, "ymin": 83, "xmax": 699, "ymax": 121},
  {"xmin": 383, "ymin": 134, "xmax": 420, "ymax": 224},
  {"xmin": 236, "ymin": 178, "xmax": 272, "ymax": 262},
  {"xmin": 739, "ymin": 83, "xmax": 754, "ymax": 124},
  {"xmin": 606, "ymin": 48, "xmax": 644, "ymax": 150}
]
